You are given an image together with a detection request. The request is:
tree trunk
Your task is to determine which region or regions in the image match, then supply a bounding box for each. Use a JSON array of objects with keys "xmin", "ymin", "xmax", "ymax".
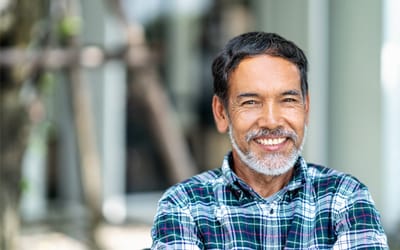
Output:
[{"xmin": 0, "ymin": 88, "xmax": 30, "ymax": 250}]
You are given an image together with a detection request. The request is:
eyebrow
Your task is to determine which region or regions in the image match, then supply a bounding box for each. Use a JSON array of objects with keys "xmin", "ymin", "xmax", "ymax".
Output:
[
  {"xmin": 236, "ymin": 90, "xmax": 301, "ymax": 99},
  {"xmin": 236, "ymin": 93, "xmax": 260, "ymax": 99},
  {"xmin": 281, "ymin": 89, "xmax": 301, "ymax": 96}
]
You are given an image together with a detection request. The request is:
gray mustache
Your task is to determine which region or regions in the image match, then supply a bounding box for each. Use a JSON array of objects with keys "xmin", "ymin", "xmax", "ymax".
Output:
[{"xmin": 245, "ymin": 128, "xmax": 298, "ymax": 143}]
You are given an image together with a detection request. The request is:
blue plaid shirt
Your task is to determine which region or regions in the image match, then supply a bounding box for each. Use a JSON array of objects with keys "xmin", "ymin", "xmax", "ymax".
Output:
[{"xmin": 151, "ymin": 152, "xmax": 388, "ymax": 249}]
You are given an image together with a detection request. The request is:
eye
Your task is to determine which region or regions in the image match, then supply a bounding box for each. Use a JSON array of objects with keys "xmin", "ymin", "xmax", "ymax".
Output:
[
  {"xmin": 242, "ymin": 100, "xmax": 257, "ymax": 105},
  {"xmin": 282, "ymin": 96, "xmax": 302, "ymax": 104},
  {"xmin": 240, "ymin": 99, "xmax": 263, "ymax": 108},
  {"xmin": 283, "ymin": 98, "xmax": 297, "ymax": 103},
  {"xmin": 235, "ymin": 93, "xmax": 262, "ymax": 108}
]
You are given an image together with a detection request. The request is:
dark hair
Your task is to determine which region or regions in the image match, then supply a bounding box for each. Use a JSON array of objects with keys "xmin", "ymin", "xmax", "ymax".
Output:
[{"xmin": 212, "ymin": 32, "xmax": 308, "ymax": 106}]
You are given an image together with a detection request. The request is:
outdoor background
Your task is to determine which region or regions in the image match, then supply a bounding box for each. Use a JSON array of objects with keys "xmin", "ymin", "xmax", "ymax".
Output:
[{"xmin": 1, "ymin": 0, "xmax": 399, "ymax": 249}]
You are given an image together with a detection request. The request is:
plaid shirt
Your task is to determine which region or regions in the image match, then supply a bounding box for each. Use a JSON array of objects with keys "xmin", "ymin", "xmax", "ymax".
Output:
[{"xmin": 151, "ymin": 152, "xmax": 388, "ymax": 249}]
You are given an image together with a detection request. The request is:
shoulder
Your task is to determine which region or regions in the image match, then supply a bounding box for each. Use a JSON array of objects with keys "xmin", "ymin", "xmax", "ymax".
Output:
[
  {"xmin": 301, "ymin": 163, "xmax": 387, "ymax": 248},
  {"xmin": 305, "ymin": 163, "xmax": 368, "ymax": 197},
  {"xmin": 157, "ymin": 168, "xmax": 224, "ymax": 207},
  {"xmin": 304, "ymin": 163, "xmax": 381, "ymax": 221}
]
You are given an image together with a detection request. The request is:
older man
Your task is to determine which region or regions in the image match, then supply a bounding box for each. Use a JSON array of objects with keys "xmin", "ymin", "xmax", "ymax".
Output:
[{"xmin": 151, "ymin": 32, "xmax": 388, "ymax": 249}]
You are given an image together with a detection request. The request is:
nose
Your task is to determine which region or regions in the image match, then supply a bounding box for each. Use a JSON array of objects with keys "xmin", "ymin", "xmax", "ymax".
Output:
[{"xmin": 257, "ymin": 101, "xmax": 281, "ymax": 129}]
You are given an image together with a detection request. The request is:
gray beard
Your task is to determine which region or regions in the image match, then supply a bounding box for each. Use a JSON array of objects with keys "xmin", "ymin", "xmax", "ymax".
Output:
[{"xmin": 229, "ymin": 125, "xmax": 307, "ymax": 176}]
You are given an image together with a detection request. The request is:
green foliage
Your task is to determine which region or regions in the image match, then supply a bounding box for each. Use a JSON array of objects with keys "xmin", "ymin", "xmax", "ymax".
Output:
[
  {"xmin": 58, "ymin": 16, "xmax": 82, "ymax": 39},
  {"xmin": 20, "ymin": 178, "xmax": 30, "ymax": 194},
  {"xmin": 39, "ymin": 72, "xmax": 56, "ymax": 94}
]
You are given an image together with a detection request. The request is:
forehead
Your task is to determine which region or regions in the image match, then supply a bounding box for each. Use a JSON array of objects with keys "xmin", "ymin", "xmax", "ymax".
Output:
[{"xmin": 229, "ymin": 55, "xmax": 301, "ymax": 94}]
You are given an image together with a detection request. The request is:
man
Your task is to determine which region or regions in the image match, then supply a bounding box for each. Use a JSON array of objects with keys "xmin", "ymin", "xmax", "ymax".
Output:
[{"xmin": 151, "ymin": 32, "xmax": 388, "ymax": 249}]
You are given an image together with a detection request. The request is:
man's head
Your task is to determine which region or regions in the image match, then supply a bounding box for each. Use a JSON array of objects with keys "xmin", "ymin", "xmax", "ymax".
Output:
[{"xmin": 211, "ymin": 32, "xmax": 309, "ymax": 176}]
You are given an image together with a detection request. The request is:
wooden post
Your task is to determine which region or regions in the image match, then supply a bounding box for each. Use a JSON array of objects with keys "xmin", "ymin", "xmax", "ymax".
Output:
[{"xmin": 65, "ymin": 47, "xmax": 103, "ymax": 249}]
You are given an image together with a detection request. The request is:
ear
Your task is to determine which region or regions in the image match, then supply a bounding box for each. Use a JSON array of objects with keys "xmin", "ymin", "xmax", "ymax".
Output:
[
  {"xmin": 304, "ymin": 93, "xmax": 310, "ymax": 125},
  {"xmin": 212, "ymin": 95, "xmax": 229, "ymax": 133}
]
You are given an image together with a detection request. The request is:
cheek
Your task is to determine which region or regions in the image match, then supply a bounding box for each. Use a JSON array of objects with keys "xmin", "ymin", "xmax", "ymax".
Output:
[
  {"xmin": 287, "ymin": 112, "xmax": 308, "ymax": 136},
  {"xmin": 283, "ymin": 105, "xmax": 308, "ymax": 121},
  {"xmin": 231, "ymin": 109, "xmax": 260, "ymax": 129}
]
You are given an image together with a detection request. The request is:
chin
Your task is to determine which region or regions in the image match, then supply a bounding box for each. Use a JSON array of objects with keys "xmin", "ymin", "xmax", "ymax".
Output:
[{"xmin": 246, "ymin": 153, "xmax": 298, "ymax": 176}]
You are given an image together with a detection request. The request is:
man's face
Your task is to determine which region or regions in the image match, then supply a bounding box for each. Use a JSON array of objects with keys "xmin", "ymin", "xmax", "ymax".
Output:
[{"xmin": 213, "ymin": 55, "xmax": 309, "ymax": 176}]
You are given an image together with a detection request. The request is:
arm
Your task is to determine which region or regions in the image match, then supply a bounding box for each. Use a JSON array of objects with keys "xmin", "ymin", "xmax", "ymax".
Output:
[
  {"xmin": 151, "ymin": 200, "xmax": 203, "ymax": 250},
  {"xmin": 333, "ymin": 188, "xmax": 388, "ymax": 249}
]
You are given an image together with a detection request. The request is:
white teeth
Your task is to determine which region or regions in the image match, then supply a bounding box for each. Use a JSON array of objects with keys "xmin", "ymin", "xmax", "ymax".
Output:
[{"xmin": 256, "ymin": 137, "xmax": 286, "ymax": 146}]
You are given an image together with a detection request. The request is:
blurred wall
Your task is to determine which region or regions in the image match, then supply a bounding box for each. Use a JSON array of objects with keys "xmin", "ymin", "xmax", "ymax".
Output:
[{"xmin": 329, "ymin": 0, "xmax": 382, "ymax": 210}]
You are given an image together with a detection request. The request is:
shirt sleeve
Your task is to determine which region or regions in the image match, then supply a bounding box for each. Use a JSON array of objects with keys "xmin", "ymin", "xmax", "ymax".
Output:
[
  {"xmin": 151, "ymin": 199, "xmax": 203, "ymax": 250},
  {"xmin": 333, "ymin": 187, "xmax": 388, "ymax": 249}
]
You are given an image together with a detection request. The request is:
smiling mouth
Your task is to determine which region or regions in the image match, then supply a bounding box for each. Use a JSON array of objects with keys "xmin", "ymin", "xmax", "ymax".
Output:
[{"xmin": 255, "ymin": 137, "xmax": 287, "ymax": 146}]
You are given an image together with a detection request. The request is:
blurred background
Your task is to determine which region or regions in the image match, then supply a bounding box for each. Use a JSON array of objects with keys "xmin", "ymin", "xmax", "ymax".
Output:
[{"xmin": 1, "ymin": 0, "xmax": 399, "ymax": 249}]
